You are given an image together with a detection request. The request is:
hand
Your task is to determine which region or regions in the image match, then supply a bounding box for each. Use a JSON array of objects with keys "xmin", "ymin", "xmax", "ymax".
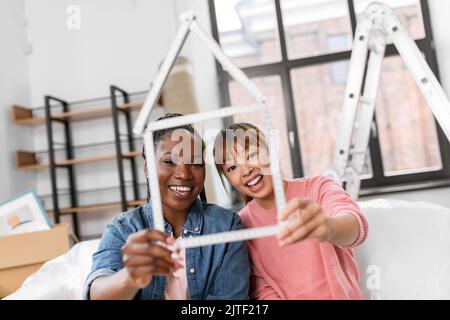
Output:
[
  {"xmin": 121, "ymin": 229, "xmax": 183, "ymax": 289},
  {"xmin": 277, "ymin": 198, "xmax": 332, "ymax": 246}
]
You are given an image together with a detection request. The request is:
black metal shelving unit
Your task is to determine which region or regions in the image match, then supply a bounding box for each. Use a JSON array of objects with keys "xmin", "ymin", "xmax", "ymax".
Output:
[
  {"xmin": 44, "ymin": 95, "xmax": 80, "ymax": 237},
  {"xmin": 42, "ymin": 88, "xmax": 145, "ymax": 239},
  {"xmin": 110, "ymin": 85, "xmax": 142, "ymax": 212}
]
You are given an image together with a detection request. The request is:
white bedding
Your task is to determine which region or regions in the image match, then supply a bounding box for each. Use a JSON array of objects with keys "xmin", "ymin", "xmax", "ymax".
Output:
[
  {"xmin": 4, "ymin": 198, "xmax": 450, "ymax": 300},
  {"xmin": 4, "ymin": 238, "xmax": 99, "ymax": 300}
]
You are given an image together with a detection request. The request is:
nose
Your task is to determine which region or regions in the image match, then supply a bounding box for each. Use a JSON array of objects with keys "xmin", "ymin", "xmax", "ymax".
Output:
[
  {"xmin": 174, "ymin": 163, "xmax": 192, "ymax": 180},
  {"xmin": 241, "ymin": 164, "xmax": 253, "ymax": 177}
]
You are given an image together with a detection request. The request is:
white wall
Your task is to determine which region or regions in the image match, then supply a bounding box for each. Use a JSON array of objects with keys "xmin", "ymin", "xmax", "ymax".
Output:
[
  {"xmin": 25, "ymin": 0, "xmax": 178, "ymax": 104},
  {"xmin": 0, "ymin": 0, "xmax": 34, "ymax": 200}
]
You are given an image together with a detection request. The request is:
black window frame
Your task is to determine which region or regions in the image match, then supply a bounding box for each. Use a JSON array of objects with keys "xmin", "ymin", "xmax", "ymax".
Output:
[{"xmin": 208, "ymin": 0, "xmax": 450, "ymax": 196}]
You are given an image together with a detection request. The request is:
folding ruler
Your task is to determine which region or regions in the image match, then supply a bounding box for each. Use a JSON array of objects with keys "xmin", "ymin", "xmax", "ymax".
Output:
[
  {"xmin": 134, "ymin": 11, "xmax": 287, "ymax": 249},
  {"xmin": 325, "ymin": 2, "xmax": 450, "ymax": 199}
]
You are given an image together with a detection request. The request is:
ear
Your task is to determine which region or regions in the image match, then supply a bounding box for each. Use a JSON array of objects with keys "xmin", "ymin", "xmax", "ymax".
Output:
[
  {"xmin": 146, "ymin": 174, "xmax": 151, "ymax": 203},
  {"xmin": 199, "ymin": 188, "xmax": 207, "ymax": 203}
]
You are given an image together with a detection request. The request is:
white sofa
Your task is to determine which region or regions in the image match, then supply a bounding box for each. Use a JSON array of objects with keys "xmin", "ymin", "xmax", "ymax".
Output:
[{"xmin": 4, "ymin": 199, "xmax": 450, "ymax": 300}]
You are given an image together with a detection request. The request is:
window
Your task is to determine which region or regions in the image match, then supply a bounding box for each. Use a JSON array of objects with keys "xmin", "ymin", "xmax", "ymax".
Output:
[
  {"xmin": 326, "ymin": 34, "xmax": 350, "ymax": 85},
  {"xmin": 210, "ymin": 0, "xmax": 450, "ymax": 192},
  {"xmin": 281, "ymin": 0, "xmax": 353, "ymax": 59},
  {"xmin": 214, "ymin": 0, "xmax": 282, "ymax": 68},
  {"xmin": 376, "ymin": 55, "xmax": 442, "ymax": 175}
]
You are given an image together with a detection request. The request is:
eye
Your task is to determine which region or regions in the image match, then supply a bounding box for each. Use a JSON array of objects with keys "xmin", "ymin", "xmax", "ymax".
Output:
[
  {"xmin": 192, "ymin": 162, "xmax": 205, "ymax": 168},
  {"xmin": 189, "ymin": 157, "xmax": 204, "ymax": 168},
  {"xmin": 226, "ymin": 165, "xmax": 237, "ymax": 173},
  {"xmin": 162, "ymin": 159, "xmax": 175, "ymax": 165}
]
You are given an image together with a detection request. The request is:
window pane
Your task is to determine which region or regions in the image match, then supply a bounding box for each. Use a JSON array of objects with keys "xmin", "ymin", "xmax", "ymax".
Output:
[
  {"xmin": 280, "ymin": 0, "xmax": 353, "ymax": 59},
  {"xmin": 228, "ymin": 76, "xmax": 293, "ymax": 179},
  {"xmin": 291, "ymin": 62, "xmax": 373, "ymax": 177},
  {"xmin": 354, "ymin": 0, "xmax": 425, "ymax": 40},
  {"xmin": 375, "ymin": 55, "xmax": 442, "ymax": 175},
  {"xmin": 214, "ymin": 0, "xmax": 282, "ymax": 68}
]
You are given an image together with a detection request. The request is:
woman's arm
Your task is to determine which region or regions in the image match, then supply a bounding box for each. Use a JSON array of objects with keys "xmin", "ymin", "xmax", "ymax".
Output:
[
  {"xmin": 89, "ymin": 229, "xmax": 181, "ymax": 300},
  {"xmin": 277, "ymin": 197, "xmax": 360, "ymax": 247},
  {"xmin": 327, "ymin": 212, "xmax": 360, "ymax": 247},
  {"xmin": 89, "ymin": 268, "xmax": 141, "ymax": 300}
]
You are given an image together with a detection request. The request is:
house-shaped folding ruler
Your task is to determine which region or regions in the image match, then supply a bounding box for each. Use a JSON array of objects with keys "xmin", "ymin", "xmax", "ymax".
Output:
[{"xmin": 133, "ymin": 11, "xmax": 287, "ymax": 249}]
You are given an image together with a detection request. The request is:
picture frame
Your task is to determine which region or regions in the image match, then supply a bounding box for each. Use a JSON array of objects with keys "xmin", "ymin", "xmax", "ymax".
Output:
[{"xmin": 0, "ymin": 189, "xmax": 52, "ymax": 237}]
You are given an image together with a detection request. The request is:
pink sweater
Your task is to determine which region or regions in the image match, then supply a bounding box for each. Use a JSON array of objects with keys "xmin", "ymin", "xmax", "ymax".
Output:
[{"xmin": 239, "ymin": 176, "xmax": 368, "ymax": 300}]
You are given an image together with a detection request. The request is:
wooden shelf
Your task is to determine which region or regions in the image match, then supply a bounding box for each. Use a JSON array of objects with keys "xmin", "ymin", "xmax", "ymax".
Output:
[
  {"xmin": 11, "ymin": 103, "xmax": 142, "ymax": 126},
  {"xmin": 48, "ymin": 200, "xmax": 146, "ymax": 215},
  {"xmin": 16, "ymin": 150, "xmax": 141, "ymax": 171},
  {"xmin": 13, "ymin": 88, "xmax": 149, "ymax": 240},
  {"xmin": 15, "ymin": 151, "xmax": 47, "ymax": 171},
  {"xmin": 11, "ymin": 105, "xmax": 45, "ymax": 125},
  {"xmin": 127, "ymin": 200, "xmax": 147, "ymax": 207}
]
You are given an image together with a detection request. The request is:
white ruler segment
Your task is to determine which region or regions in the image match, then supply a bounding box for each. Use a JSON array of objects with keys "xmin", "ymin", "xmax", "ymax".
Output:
[
  {"xmin": 143, "ymin": 130, "xmax": 165, "ymax": 232},
  {"xmin": 261, "ymin": 101, "xmax": 286, "ymax": 214},
  {"xmin": 189, "ymin": 21, "xmax": 266, "ymax": 104},
  {"xmin": 175, "ymin": 222, "xmax": 287, "ymax": 250},
  {"xmin": 146, "ymin": 104, "xmax": 263, "ymax": 131}
]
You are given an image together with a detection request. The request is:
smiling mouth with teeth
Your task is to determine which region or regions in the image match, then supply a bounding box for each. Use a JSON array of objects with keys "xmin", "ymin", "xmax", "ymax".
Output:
[
  {"xmin": 169, "ymin": 185, "xmax": 193, "ymax": 192},
  {"xmin": 246, "ymin": 175, "xmax": 262, "ymax": 187},
  {"xmin": 168, "ymin": 185, "xmax": 194, "ymax": 198}
]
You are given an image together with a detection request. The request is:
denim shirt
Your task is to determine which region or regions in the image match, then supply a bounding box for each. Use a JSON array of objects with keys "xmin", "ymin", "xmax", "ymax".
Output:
[{"xmin": 83, "ymin": 198, "xmax": 250, "ymax": 300}]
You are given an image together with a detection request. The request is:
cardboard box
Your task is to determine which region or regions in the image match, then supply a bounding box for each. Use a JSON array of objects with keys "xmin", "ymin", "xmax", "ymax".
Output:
[{"xmin": 0, "ymin": 223, "xmax": 69, "ymax": 298}]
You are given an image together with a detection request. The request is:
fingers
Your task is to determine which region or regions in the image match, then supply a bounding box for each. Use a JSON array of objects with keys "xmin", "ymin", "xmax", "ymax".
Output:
[
  {"xmin": 278, "ymin": 202, "xmax": 320, "ymax": 240},
  {"xmin": 122, "ymin": 242, "xmax": 173, "ymax": 262},
  {"xmin": 127, "ymin": 262, "xmax": 173, "ymax": 288},
  {"xmin": 123, "ymin": 254, "xmax": 177, "ymax": 270},
  {"xmin": 123, "ymin": 255, "xmax": 154, "ymax": 267},
  {"xmin": 308, "ymin": 223, "xmax": 331, "ymax": 242},
  {"xmin": 278, "ymin": 213, "xmax": 327, "ymax": 246},
  {"xmin": 127, "ymin": 266, "xmax": 154, "ymax": 280},
  {"xmin": 166, "ymin": 236, "xmax": 175, "ymax": 245},
  {"xmin": 278, "ymin": 197, "xmax": 312, "ymax": 221},
  {"xmin": 122, "ymin": 229, "xmax": 185, "ymax": 284},
  {"xmin": 125, "ymin": 229, "xmax": 169, "ymax": 247},
  {"xmin": 126, "ymin": 229, "xmax": 154, "ymax": 244},
  {"xmin": 122, "ymin": 242, "xmax": 152, "ymax": 255},
  {"xmin": 144, "ymin": 229, "xmax": 171, "ymax": 243},
  {"xmin": 122, "ymin": 241, "xmax": 180, "ymax": 266}
]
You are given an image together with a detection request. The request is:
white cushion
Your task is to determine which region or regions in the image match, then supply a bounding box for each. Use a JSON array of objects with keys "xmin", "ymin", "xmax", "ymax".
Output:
[{"xmin": 356, "ymin": 199, "xmax": 450, "ymax": 299}]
